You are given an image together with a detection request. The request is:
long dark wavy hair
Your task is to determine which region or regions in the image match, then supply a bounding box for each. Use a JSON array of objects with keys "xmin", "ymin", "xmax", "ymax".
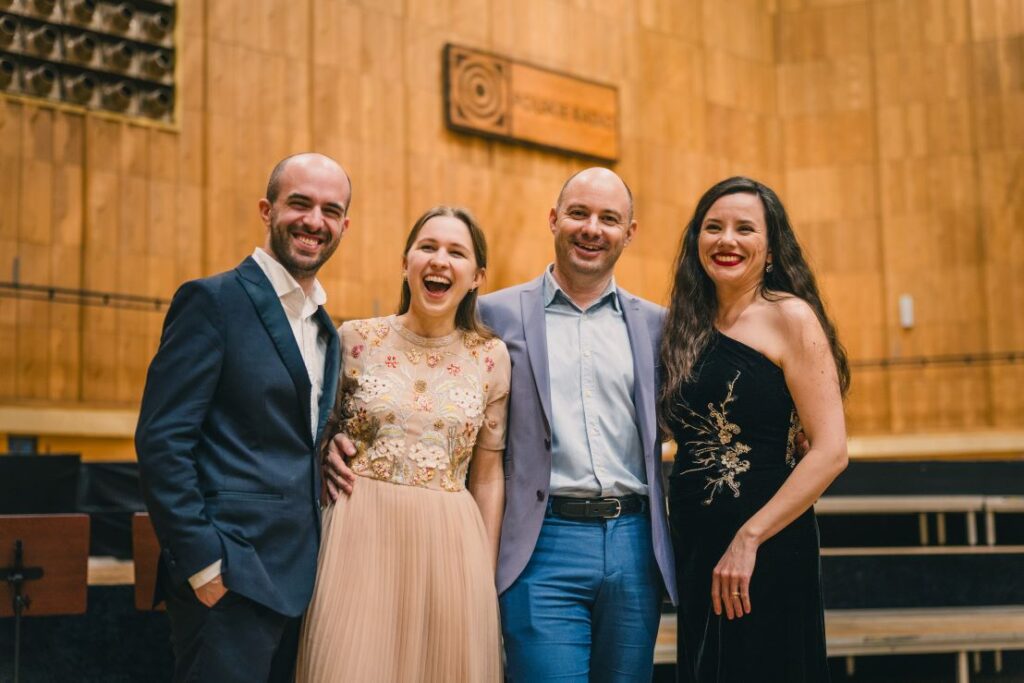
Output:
[
  {"xmin": 658, "ymin": 177, "xmax": 850, "ymax": 429},
  {"xmin": 398, "ymin": 205, "xmax": 494, "ymax": 339}
]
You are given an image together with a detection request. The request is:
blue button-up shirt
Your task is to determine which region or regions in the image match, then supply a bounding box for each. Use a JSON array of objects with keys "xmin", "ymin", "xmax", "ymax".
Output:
[{"xmin": 544, "ymin": 267, "xmax": 649, "ymax": 497}]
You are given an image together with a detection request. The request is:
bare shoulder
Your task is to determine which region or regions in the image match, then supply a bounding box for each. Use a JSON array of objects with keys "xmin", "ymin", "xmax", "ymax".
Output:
[
  {"xmin": 770, "ymin": 294, "xmax": 817, "ymax": 325},
  {"xmin": 763, "ymin": 294, "xmax": 828, "ymax": 354}
]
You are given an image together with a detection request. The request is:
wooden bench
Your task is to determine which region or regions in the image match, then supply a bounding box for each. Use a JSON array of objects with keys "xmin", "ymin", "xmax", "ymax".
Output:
[
  {"xmin": 827, "ymin": 606, "xmax": 1024, "ymax": 682},
  {"xmin": 655, "ymin": 606, "xmax": 1024, "ymax": 683},
  {"xmin": 984, "ymin": 495, "xmax": 1024, "ymax": 546},
  {"xmin": 816, "ymin": 494, "xmax": 1024, "ymax": 546},
  {"xmin": 815, "ymin": 495, "xmax": 986, "ymax": 545},
  {"xmin": 820, "ymin": 544, "xmax": 1024, "ymax": 557},
  {"xmin": 86, "ymin": 556, "xmax": 134, "ymax": 586}
]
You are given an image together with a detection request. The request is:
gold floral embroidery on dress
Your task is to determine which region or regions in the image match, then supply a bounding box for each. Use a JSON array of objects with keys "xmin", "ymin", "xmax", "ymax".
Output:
[
  {"xmin": 677, "ymin": 370, "xmax": 751, "ymax": 505},
  {"xmin": 440, "ymin": 421, "xmax": 480, "ymax": 491},
  {"xmin": 784, "ymin": 409, "xmax": 801, "ymax": 468},
  {"xmin": 352, "ymin": 320, "xmax": 374, "ymax": 340},
  {"xmin": 336, "ymin": 317, "xmax": 499, "ymax": 492}
]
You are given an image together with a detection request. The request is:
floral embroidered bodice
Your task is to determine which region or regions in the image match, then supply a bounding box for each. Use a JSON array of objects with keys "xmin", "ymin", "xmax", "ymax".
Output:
[
  {"xmin": 667, "ymin": 331, "xmax": 800, "ymax": 507},
  {"xmin": 336, "ymin": 315, "xmax": 511, "ymax": 492}
]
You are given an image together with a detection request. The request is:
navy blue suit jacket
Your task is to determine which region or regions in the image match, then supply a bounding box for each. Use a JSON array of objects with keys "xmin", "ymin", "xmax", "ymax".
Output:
[
  {"xmin": 479, "ymin": 274, "xmax": 677, "ymax": 604},
  {"xmin": 136, "ymin": 256, "xmax": 340, "ymax": 617}
]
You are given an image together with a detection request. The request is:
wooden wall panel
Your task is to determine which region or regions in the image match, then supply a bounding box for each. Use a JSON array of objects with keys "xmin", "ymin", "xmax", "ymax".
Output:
[
  {"xmin": 81, "ymin": 118, "xmax": 120, "ymax": 403},
  {"xmin": 969, "ymin": 0, "xmax": 1024, "ymax": 42},
  {"xmin": 975, "ymin": 0, "xmax": 1024, "ymax": 429},
  {"xmin": 775, "ymin": 1, "xmax": 890, "ymax": 431},
  {"xmin": 15, "ymin": 109, "xmax": 52, "ymax": 402},
  {"xmin": 871, "ymin": 0, "xmax": 990, "ymax": 430},
  {"xmin": 774, "ymin": 0, "xmax": 1024, "ymax": 432},
  {"xmin": 0, "ymin": 0, "xmax": 1021, "ymax": 450},
  {"xmin": 888, "ymin": 365, "xmax": 992, "ymax": 431},
  {"xmin": 49, "ymin": 115, "xmax": 84, "ymax": 402}
]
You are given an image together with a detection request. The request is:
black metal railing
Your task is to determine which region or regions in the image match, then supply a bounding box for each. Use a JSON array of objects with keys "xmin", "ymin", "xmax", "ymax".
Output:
[
  {"xmin": 0, "ymin": 281, "xmax": 168, "ymax": 311},
  {"xmin": 2, "ymin": 280, "xmax": 1022, "ymax": 370},
  {"xmin": 851, "ymin": 351, "xmax": 1024, "ymax": 370}
]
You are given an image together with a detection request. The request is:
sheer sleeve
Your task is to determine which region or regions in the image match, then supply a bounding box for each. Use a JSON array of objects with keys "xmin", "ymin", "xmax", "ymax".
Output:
[{"xmin": 474, "ymin": 339, "xmax": 510, "ymax": 452}]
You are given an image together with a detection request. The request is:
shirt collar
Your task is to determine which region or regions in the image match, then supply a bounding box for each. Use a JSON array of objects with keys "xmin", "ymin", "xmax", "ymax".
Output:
[
  {"xmin": 252, "ymin": 247, "xmax": 327, "ymax": 309},
  {"xmin": 542, "ymin": 264, "xmax": 620, "ymax": 313}
]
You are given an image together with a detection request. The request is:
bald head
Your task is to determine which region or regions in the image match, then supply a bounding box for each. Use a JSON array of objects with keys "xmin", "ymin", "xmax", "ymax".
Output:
[
  {"xmin": 266, "ymin": 153, "xmax": 352, "ymax": 213},
  {"xmin": 548, "ymin": 166, "xmax": 638, "ymax": 303},
  {"xmin": 555, "ymin": 167, "xmax": 634, "ymax": 222}
]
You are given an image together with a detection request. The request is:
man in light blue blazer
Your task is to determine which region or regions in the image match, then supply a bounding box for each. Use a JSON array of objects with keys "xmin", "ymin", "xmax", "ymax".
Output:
[{"xmin": 477, "ymin": 167, "xmax": 676, "ymax": 682}]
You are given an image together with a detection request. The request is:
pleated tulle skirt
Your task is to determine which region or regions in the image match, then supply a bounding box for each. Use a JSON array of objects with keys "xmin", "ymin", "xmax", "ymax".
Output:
[{"xmin": 295, "ymin": 475, "xmax": 501, "ymax": 683}]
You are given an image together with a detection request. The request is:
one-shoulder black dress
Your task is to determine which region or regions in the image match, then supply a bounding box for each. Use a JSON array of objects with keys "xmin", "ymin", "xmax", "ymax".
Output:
[{"xmin": 666, "ymin": 331, "xmax": 830, "ymax": 683}]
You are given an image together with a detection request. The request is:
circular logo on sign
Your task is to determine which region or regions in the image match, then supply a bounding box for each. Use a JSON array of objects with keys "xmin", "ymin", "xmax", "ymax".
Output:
[{"xmin": 447, "ymin": 47, "xmax": 510, "ymax": 135}]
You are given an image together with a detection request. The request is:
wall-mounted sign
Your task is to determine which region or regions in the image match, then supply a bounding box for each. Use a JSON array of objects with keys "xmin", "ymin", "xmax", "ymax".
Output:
[{"xmin": 443, "ymin": 43, "xmax": 619, "ymax": 162}]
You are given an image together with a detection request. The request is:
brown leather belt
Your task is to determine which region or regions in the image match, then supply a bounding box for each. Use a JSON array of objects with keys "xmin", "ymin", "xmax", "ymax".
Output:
[{"xmin": 549, "ymin": 494, "xmax": 648, "ymax": 520}]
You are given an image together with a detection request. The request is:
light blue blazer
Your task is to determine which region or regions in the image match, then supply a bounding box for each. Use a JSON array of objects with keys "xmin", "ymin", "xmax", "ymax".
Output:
[{"xmin": 479, "ymin": 273, "xmax": 677, "ymax": 604}]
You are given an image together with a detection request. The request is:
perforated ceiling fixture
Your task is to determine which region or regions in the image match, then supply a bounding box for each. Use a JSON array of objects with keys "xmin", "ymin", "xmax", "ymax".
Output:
[{"xmin": 0, "ymin": 0, "xmax": 175, "ymax": 123}]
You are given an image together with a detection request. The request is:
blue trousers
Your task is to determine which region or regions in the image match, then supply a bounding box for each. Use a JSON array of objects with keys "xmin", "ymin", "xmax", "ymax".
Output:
[{"xmin": 500, "ymin": 507, "xmax": 663, "ymax": 682}]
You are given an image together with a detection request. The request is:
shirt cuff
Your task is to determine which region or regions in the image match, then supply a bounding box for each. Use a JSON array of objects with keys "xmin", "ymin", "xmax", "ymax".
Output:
[{"xmin": 188, "ymin": 559, "xmax": 222, "ymax": 589}]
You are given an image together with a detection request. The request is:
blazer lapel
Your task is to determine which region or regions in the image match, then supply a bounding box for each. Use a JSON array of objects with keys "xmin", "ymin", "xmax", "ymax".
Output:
[
  {"xmin": 619, "ymin": 289, "xmax": 656, "ymax": 465},
  {"xmin": 521, "ymin": 278, "xmax": 552, "ymax": 437},
  {"xmin": 236, "ymin": 257, "xmax": 313, "ymax": 440},
  {"xmin": 315, "ymin": 306, "xmax": 340, "ymax": 444}
]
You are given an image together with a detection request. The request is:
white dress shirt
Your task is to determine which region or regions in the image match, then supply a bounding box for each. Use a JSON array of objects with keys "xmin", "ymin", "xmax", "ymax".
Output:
[{"xmin": 251, "ymin": 246, "xmax": 328, "ymax": 440}]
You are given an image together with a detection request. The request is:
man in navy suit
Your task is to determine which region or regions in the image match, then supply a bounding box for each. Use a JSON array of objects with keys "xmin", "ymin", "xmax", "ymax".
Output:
[
  {"xmin": 136, "ymin": 152, "xmax": 350, "ymax": 682},
  {"xmin": 475, "ymin": 167, "xmax": 676, "ymax": 681}
]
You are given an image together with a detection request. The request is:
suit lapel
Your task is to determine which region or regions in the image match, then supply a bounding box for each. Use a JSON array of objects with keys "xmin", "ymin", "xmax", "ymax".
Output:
[
  {"xmin": 315, "ymin": 306, "xmax": 340, "ymax": 444},
  {"xmin": 619, "ymin": 289, "xmax": 656, "ymax": 464},
  {"xmin": 236, "ymin": 257, "xmax": 313, "ymax": 441},
  {"xmin": 521, "ymin": 278, "xmax": 552, "ymax": 436}
]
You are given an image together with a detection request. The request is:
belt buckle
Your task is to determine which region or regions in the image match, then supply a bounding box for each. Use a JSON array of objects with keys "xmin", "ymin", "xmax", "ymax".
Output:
[{"xmin": 604, "ymin": 497, "xmax": 622, "ymax": 519}]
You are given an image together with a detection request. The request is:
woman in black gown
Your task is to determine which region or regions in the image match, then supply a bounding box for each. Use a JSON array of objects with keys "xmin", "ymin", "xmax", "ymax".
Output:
[{"xmin": 659, "ymin": 177, "xmax": 850, "ymax": 682}]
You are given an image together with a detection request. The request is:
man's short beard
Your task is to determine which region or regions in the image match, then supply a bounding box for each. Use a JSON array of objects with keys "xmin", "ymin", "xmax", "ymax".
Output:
[{"xmin": 269, "ymin": 219, "xmax": 338, "ymax": 280}]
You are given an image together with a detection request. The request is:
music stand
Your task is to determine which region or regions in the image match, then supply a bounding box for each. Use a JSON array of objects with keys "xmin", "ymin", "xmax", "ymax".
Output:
[
  {"xmin": 131, "ymin": 512, "xmax": 163, "ymax": 611},
  {"xmin": 0, "ymin": 514, "xmax": 90, "ymax": 683}
]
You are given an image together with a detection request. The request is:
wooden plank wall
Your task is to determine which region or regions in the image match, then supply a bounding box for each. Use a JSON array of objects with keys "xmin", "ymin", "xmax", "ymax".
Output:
[
  {"xmin": 971, "ymin": 0, "xmax": 1024, "ymax": 427},
  {"xmin": 0, "ymin": 0, "xmax": 1020, "ymax": 447},
  {"xmin": 774, "ymin": 0, "xmax": 1024, "ymax": 432}
]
